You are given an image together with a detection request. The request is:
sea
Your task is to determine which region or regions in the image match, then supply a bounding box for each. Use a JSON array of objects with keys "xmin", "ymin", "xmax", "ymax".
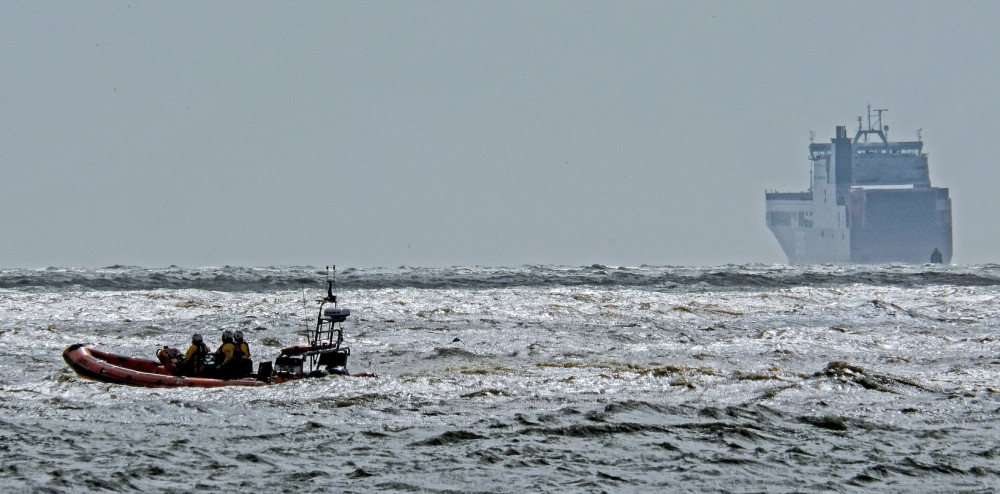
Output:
[{"xmin": 1, "ymin": 264, "xmax": 998, "ymax": 493}]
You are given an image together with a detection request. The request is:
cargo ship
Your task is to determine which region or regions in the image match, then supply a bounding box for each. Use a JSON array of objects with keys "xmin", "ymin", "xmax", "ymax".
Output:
[{"xmin": 765, "ymin": 107, "xmax": 952, "ymax": 264}]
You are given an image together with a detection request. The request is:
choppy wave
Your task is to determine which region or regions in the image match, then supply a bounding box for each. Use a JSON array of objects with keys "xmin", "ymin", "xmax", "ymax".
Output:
[
  {"xmin": 2, "ymin": 264, "xmax": 1000, "ymax": 492},
  {"xmin": 2, "ymin": 263, "xmax": 1000, "ymax": 291}
]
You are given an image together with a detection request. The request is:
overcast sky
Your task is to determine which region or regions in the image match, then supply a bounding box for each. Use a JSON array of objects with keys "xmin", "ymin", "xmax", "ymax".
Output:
[{"xmin": 2, "ymin": 1, "xmax": 998, "ymax": 268}]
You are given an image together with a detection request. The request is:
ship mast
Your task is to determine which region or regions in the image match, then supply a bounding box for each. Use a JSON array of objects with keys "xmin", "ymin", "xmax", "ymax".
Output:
[{"xmin": 854, "ymin": 104, "xmax": 889, "ymax": 144}]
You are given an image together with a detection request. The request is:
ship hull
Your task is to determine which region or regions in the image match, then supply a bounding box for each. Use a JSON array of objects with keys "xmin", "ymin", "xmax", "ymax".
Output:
[
  {"xmin": 847, "ymin": 187, "xmax": 952, "ymax": 264},
  {"xmin": 767, "ymin": 226, "xmax": 850, "ymax": 265},
  {"xmin": 767, "ymin": 187, "xmax": 952, "ymax": 265}
]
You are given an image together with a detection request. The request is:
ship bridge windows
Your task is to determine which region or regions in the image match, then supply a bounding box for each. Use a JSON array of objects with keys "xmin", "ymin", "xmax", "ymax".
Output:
[
  {"xmin": 855, "ymin": 146, "xmax": 921, "ymax": 156},
  {"xmin": 809, "ymin": 143, "xmax": 831, "ymax": 161}
]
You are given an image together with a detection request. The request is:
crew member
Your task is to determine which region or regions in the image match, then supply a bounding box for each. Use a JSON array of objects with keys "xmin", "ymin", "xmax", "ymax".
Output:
[
  {"xmin": 215, "ymin": 330, "xmax": 238, "ymax": 379},
  {"xmin": 181, "ymin": 333, "xmax": 211, "ymax": 376},
  {"xmin": 233, "ymin": 330, "xmax": 253, "ymax": 378}
]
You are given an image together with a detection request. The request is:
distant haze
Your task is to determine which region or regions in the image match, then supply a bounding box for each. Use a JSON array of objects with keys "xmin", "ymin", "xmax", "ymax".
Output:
[{"xmin": 2, "ymin": 1, "xmax": 998, "ymax": 268}]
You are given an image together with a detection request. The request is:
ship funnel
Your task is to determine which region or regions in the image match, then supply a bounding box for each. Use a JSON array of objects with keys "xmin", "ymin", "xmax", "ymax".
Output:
[{"xmin": 832, "ymin": 125, "xmax": 853, "ymax": 204}]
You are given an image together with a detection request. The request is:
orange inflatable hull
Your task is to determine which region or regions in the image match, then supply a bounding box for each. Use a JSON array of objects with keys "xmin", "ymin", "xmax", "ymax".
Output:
[{"xmin": 62, "ymin": 344, "xmax": 266, "ymax": 388}]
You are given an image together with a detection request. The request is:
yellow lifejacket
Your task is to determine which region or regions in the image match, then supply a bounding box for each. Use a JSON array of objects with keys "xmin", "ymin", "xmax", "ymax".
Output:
[
  {"xmin": 237, "ymin": 342, "xmax": 250, "ymax": 360},
  {"xmin": 217, "ymin": 342, "xmax": 236, "ymax": 365},
  {"xmin": 185, "ymin": 343, "xmax": 209, "ymax": 362}
]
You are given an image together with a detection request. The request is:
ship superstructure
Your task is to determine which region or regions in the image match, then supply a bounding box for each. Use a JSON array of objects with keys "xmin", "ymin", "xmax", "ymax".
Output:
[{"xmin": 765, "ymin": 107, "xmax": 952, "ymax": 264}]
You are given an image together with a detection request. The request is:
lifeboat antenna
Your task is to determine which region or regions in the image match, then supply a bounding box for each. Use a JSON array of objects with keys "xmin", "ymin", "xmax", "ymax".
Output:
[{"xmin": 325, "ymin": 265, "xmax": 337, "ymax": 304}]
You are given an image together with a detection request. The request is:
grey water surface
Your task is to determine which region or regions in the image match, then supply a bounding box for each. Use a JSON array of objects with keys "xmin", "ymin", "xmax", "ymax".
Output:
[{"xmin": 1, "ymin": 265, "xmax": 998, "ymax": 492}]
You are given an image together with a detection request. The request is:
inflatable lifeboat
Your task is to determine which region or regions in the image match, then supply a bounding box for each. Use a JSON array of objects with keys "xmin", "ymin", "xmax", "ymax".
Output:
[
  {"xmin": 64, "ymin": 270, "xmax": 372, "ymax": 388},
  {"xmin": 62, "ymin": 344, "xmax": 266, "ymax": 388}
]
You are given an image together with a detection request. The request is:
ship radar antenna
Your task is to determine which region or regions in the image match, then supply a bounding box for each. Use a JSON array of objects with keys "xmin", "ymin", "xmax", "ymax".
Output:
[
  {"xmin": 809, "ymin": 130, "xmax": 815, "ymax": 143},
  {"xmin": 854, "ymin": 104, "xmax": 888, "ymax": 144},
  {"xmin": 917, "ymin": 128, "xmax": 923, "ymax": 141}
]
